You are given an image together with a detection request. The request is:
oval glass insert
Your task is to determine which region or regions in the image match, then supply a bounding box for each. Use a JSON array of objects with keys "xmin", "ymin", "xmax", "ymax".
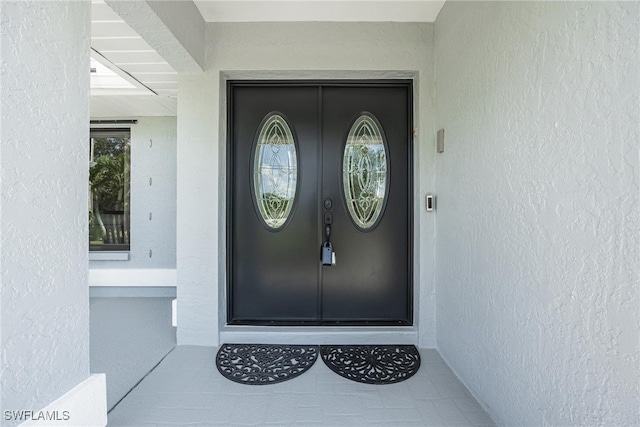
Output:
[
  {"xmin": 342, "ymin": 113, "xmax": 388, "ymax": 230},
  {"xmin": 253, "ymin": 113, "xmax": 298, "ymax": 230}
]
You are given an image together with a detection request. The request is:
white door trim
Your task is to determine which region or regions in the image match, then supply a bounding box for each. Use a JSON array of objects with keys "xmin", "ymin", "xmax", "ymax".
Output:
[{"xmin": 217, "ymin": 71, "xmax": 423, "ymax": 345}]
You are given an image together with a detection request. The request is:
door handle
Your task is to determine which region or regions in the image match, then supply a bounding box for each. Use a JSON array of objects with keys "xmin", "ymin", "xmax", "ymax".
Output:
[
  {"xmin": 322, "ymin": 198, "xmax": 335, "ymax": 265},
  {"xmin": 322, "ymin": 224, "xmax": 334, "ymax": 266}
]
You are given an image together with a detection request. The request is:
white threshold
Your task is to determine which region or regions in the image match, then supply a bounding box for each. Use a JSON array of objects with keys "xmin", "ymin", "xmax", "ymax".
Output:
[{"xmin": 220, "ymin": 326, "xmax": 418, "ymax": 345}]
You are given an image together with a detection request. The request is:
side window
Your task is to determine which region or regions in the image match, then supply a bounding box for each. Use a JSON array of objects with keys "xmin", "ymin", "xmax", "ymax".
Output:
[{"xmin": 89, "ymin": 128, "xmax": 131, "ymax": 251}]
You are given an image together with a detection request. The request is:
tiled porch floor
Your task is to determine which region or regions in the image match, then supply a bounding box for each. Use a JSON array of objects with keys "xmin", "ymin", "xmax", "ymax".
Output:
[{"xmin": 108, "ymin": 345, "xmax": 495, "ymax": 426}]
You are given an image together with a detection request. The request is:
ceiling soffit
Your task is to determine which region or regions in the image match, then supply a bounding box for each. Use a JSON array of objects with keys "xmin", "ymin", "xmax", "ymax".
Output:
[
  {"xmin": 90, "ymin": 0, "xmax": 446, "ymax": 117},
  {"xmin": 91, "ymin": 0, "xmax": 177, "ymax": 117},
  {"xmin": 193, "ymin": 1, "xmax": 446, "ymax": 23}
]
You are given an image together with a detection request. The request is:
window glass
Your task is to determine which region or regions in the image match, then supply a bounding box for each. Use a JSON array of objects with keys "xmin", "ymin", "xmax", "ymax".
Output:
[
  {"xmin": 342, "ymin": 113, "xmax": 388, "ymax": 230},
  {"xmin": 89, "ymin": 129, "xmax": 131, "ymax": 251},
  {"xmin": 253, "ymin": 114, "xmax": 298, "ymax": 230}
]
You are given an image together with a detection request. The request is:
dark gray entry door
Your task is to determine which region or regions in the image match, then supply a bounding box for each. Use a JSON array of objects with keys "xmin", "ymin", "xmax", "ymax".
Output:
[{"xmin": 228, "ymin": 82, "xmax": 412, "ymax": 325}]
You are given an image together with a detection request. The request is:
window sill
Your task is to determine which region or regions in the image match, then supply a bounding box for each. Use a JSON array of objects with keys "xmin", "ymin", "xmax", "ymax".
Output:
[{"xmin": 89, "ymin": 251, "xmax": 130, "ymax": 261}]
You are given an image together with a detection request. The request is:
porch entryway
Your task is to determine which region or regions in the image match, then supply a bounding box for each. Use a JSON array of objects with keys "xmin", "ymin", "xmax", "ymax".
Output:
[
  {"xmin": 108, "ymin": 347, "xmax": 495, "ymax": 426},
  {"xmin": 93, "ymin": 298, "xmax": 494, "ymax": 426}
]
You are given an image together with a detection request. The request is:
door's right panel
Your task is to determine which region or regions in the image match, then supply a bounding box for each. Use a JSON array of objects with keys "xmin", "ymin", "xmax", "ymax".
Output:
[{"xmin": 321, "ymin": 85, "xmax": 412, "ymax": 323}]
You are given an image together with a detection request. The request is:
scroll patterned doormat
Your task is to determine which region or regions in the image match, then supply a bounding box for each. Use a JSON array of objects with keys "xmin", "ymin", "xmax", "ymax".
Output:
[
  {"xmin": 216, "ymin": 344, "xmax": 319, "ymax": 385},
  {"xmin": 216, "ymin": 344, "xmax": 420, "ymax": 385},
  {"xmin": 320, "ymin": 345, "xmax": 421, "ymax": 384}
]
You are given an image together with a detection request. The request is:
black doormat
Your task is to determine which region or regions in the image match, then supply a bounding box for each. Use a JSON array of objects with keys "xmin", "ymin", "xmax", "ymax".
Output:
[
  {"xmin": 216, "ymin": 344, "xmax": 319, "ymax": 385},
  {"xmin": 320, "ymin": 345, "xmax": 421, "ymax": 384}
]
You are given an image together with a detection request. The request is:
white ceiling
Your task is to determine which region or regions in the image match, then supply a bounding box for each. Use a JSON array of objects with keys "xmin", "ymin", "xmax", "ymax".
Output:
[
  {"xmin": 194, "ymin": 0, "xmax": 446, "ymax": 23},
  {"xmin": 90, "ymin": 0, "xmax": 177, "ymax": 118},
  {"xmin": 91, "ymin": 0, "xmax": 446, "ymax": 117}
]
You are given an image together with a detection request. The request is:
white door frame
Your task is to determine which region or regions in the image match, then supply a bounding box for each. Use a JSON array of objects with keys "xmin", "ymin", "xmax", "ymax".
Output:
[{"xmin": 216, "ymin": 70, "xmax": 427, "ymax": 345}]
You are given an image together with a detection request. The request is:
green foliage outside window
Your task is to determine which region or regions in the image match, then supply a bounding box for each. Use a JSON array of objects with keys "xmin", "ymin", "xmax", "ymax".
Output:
[{"xmin": 89, "ymin": 130, "xmax": 131, "ymax": 250}]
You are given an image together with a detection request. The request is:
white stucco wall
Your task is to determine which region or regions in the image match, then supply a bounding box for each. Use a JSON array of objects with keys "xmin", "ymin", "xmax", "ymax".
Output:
[
  {"xmin": 90, "ymin": 116, "xmax": 177, "ymax": 272},
  {"xmin": 177, "ymin": 23, "xmax": 437, "ymax": 346},
  {"xmin": 0, "ymin": 0, "xmax": 93, "ymax": 422},
  {"xmin": 434, "ymin": 2, "xmax": 639, "ymax": 425}
]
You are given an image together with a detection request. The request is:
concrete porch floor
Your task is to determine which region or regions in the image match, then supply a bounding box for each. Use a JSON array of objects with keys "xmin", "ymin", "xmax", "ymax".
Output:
[{"xmin": 107, "ymin": 345, "xmax": 496, "ymax": 426}]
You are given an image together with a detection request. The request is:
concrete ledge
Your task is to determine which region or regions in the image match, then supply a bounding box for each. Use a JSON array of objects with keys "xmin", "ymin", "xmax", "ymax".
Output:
[
  {"xmin": 89, "ymin": 268, "xmax": 176, "ymax": 287},
  {"xmin": 220, "ymin": 326, "xmax": 418, "ymax": 345},
  {"xmin": 89, "ymin": 251, "xmax": 129, "ymax": 261},
  {"xmin": 19, "ymin": 374, "xmax": 107, "ymax": 427},
  {"xmin": 89, "ymin": 286, "xmax": 176, "ymax": 298}
]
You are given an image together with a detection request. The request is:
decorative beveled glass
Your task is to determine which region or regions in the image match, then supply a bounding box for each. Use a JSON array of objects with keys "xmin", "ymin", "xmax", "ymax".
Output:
[
  {"xmin": 342, "ymin": 113, "xmax": 388, "ymax": 230},
  {"xmin": 253, "ymin": 113, "xmax": 298, "ymax": 230}
]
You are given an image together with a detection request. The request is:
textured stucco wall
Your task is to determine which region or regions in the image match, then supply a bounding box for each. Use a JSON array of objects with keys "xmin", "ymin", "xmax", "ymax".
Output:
[
  {"xmin": 434, "ymin": 2, "xmax": 639, "ymax": 425},
  {"xmin": 90, "ymin": 116, "xmax": 177, "ymax": 270},
  {"xmin": 177, "ymin": 22, "xmax": 436, "ymax": 346},
  {"xmin": 0, "ymin": 0, "xmax": 91, "ymax": 421}
]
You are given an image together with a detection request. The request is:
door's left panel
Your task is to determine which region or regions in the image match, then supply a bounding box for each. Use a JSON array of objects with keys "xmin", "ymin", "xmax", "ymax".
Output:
[{"xmin": 229, "ymin": 85, "xmax": 320, "ymax": 323}]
